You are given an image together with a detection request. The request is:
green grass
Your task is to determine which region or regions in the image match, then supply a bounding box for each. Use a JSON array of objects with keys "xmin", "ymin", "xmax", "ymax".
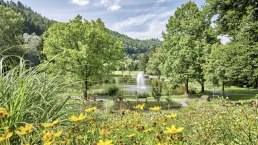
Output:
[
  {"xmin": 113, "ymin": 71, "xmax": 143, "ymax": 76},
  {"xmin": 224, "ymin": 87, "xmax": 258, "ymax": 95}
]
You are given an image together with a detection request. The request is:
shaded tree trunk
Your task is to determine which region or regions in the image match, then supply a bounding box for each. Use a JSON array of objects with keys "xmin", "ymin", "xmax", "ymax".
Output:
[
  {"xmin": 255, "ymin": 78, "xmax": 258, "ymax": 89},
  {"xmin": 201, "ymin": 82, "xmax": 205, "ymax": 93},
  {"xmin": 185, "ymin": 79, "xmax": 189, "ymax": 94},
  {"xmin": 222, "ymin": 82, "xmax": 225, "ymax": 98},
  {"xmin": 83, "ymin": 80, "xmax": 88, "ymax": 100}
]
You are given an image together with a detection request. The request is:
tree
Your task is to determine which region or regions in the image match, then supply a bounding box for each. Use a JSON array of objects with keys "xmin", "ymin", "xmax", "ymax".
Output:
[
  {"xmin": 139, "ymin": 53, "xmax": 149, "ymax": 73},
  {"xmin": 206, "ymin": 0, "xmax": 258, "ymax": 37},
  {"xmin": 0, "ymin": 5, "xmax": 24, "ymax": 52},
  {"xmin": 43, "ymin": 16, "xmax": 123, "ymax": 100},
  {"xmin": 146, "ymin": 48, "xmax": 163, "ymax": 78},
  {"xmin": 206, "ymin": 0, "xmax": 258, "ymax": 88},
  {"xmin": 0, "ymin": 5, "xmax": 24, "ymax": 68},
  {"xmin": 162, "ymin": 2, "xmax": 216, "ymax": 94},
  {"xmin": 204, "ymin": 43, "xmax": 258, "ymax": 97}
]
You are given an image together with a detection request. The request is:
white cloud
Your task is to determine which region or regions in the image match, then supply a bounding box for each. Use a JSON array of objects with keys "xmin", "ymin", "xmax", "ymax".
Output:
[
  {"xmin": 111, "ymin": 14, "xmax": 156, "ymax": 31},
  {"xmin": 100, "ymin": 0, "xmax": 121, "ymax": 11},
  {"xmin": 70, "ymin": 0, "xmax": 121, "ymax": 11},
  {"xmin": 107, "ymin": 4, "xmax": 121, "ymax": 11},
  {"xmin": 110, "ymin": 10, "xmax": 174, "ymax": 39},
  {"xmin": 71, "ymin": 0, "xmax": 90, "ymax": 6},
  {"xmin": 156, "ymin": 0, "xmax": 166, "ymax": 3}
]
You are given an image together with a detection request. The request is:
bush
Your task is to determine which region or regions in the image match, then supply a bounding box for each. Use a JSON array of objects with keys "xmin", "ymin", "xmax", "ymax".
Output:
[
  {"xmin": 171, "ymin": 85, "xmax": 185, "ymax": 95},
  {"xmin": 151, "ymin": 79, "xmax": 163, "ymax": 101},
  {"xmin": 106, "ymin": 85, "xmax": 120, "ymax": 96},
  {"xmin": 137, "ymin": 92, "xmax": 151, "ymax": 98}
]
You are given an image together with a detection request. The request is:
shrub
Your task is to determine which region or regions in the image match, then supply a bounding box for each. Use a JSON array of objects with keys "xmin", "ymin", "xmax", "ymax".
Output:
[
  {"xmin": 171, "ymin": 85, "xmax": 185, "ymax": 95},
  {"xmin": 151, "ymin": 79, "xmax": 163, "ymax": 101},
  {"xmin": 106, "ymin": 85, "xmax": 120, "ymax": 96},
  {"xmin": 103, "ymin": 100, "xmax": 115, "ymax": 111},
  {"xmin": 137, "ymin": 92, "xmax": 151, "ymax": 98}
]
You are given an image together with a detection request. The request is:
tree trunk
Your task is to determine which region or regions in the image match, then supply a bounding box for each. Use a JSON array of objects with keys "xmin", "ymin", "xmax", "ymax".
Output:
[
  {"xmin": 222, "ymin": 82, "xmax": 225, "ymax": 98},
  {"xmin": 201, "ymin": 82, "xmax": 205, "ymax": 93},
  {"xmin": 83, "ymin": 80, "xmax": 88, "ymax": 100},
  {"xmin": 185, "ymin": 79, "xmax": 189, "ymax": 95},
  {"xmin": 255, "ymin": 78, "xmax": 258, "ymax": 89}
]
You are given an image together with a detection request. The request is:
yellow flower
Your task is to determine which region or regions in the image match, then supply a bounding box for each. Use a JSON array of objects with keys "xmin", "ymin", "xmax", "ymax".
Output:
[
  {"xmin": 164, "ymin": 125, "xmax": 184, "ymax": 134},
  {"xmin": 43, "ymin": 130, "xmax": 62, "ymax": 145},
  {"xmin": 85, "ymin": 107, "xmax": 97, "ymax": 113},
  {"xmin": 100, "ymin": 129, "xmax": 110, "ymax": 136},
  {"xmin": 134, "ymin": 104, "xmax": 145, "ymax": 110},
  {"xmin": 157, "ymin": 143, "xmax": 166, "ymax": 145},
  {"xmin": 41, "ymin": 120, "xmax": 59, "ymax": 128},
  {"xmin": 76, "ymin": 135, "xmax": 83, "ymax": 140},
  {"xmin": 165, "ymin": 113, "xmax": 177, "ymax": 119},
  {"xmin": 149, "ymin": 106, "xmax": 161, "ymax": 111},
  {"xmin": 15, "ymin": 124, "xmax": 33, "ymax": 135},
  {"xmin": 69, "ymin": 113, "xmax": 86, "ymax": 122},
  {"xmin": 143, "ymin": 128, "xmax": 153, "ymax": 133},
  {"xmin": 97, "ymin": 140, "xmax": 114, "ymax": 145},
  {"xmin": 0, "ymin": 131, "xmax": 13, "ymax": 142},
  {"xmin": 0, "ymin": 108, "xmax": 9, "ymax": 119}
]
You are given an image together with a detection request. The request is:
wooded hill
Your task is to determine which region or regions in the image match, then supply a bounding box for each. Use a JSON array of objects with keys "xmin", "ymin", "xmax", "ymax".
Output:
[{"xmin": 0, "ymin": 0, "xmax": 161, "ymax": 59}]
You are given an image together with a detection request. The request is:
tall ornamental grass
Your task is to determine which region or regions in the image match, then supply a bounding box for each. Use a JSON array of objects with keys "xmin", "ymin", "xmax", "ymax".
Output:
[{"xmin": 0, "ymin": 59, "xmax": 69, "ymax": 128}]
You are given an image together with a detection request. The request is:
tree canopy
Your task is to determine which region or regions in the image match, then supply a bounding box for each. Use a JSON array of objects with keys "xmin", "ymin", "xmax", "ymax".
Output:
[
  {"xmin": 162, "ymin": 1, "xmax": 217, "ymax": 94},
  {"xmin": 43, "ymin": 16, "xmax": 123, "ymax": 99}
]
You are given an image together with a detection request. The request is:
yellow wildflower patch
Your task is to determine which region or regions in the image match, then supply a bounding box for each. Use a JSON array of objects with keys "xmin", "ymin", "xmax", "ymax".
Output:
[
  {"xmin": 85, "ymin": 107, "xmax": 97, "ymax": 112},
  {"xmin": 69, "ymin": 113, "xmax": 86, "ymax": 122},
  {"xmin": 134, "ymin": 104, "xmax": 145, "ymax": 110},
  {"xmin": 0, "ymin": 108, "xmax": 9, "ymax": 119},
  {"xmin": 0, "ymin": 131, "xmax": 13, "ymax": 142},
  {"xmin": 164, "ymin": 125, "xmax": 184, "ymax": 134},
  {"xmin": 42, "ymin": 130, "xmax": 62, "ymax": 145},
  {"xmin": 97, "ymin": 140, "xmax": 114, "ymax": 145},
  {"xmin": 165, "ymin": 113, "xmax": 177, "ymax": 119},
  {"xmin": 149, "ymin": 106, "xmax": 161, "ymax": 111},
  {"xmin": 15, "ymin": 124, "xmax": 33, "ymax": 135},
  {"xmin": 41, "ymin": 120, "xmax": 59, "ymax": 128}
]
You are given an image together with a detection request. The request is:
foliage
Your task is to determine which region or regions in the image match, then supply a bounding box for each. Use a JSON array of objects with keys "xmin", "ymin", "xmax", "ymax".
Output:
[
  {"xmin": 0, "ymin": 0, "xmax": 55, "ymax": 35},
  {"xmin": 2, "ymin": 98, "xmax": 257, "ymax": 144},
  {"xmin": 138, "ymin": 53, "xmax": 149, "ymax": 73},
  {"xmin": 204, "ymin": 43, "xmax": 258, "ymax": 96},
  {"xmin": 0, "ymin": 60, "xmax": 69, "ymax": 130},
  {"xmin": 43, "ymin": 16, "xmax": 123, "ymax": 99},
  {"xmin": 110, "ymin": 30, "xmax": 161, "ymax": 60},
  {"xmin": 206, "ymin": 0, "xmax": 258, "ymax": 37},
  {"xmin": 205, "ymin": 0, "xmax": 258, "ymax": 88},
  {"xmin": 106, "ymin": 85, "xmax": 120, "ymax": 96},
  {"xmin": 162, "ymin": 1, "xmax": 218, "ymax": 94},
  {"xmin": 0, "ymin": 5, "xmax": 24, "ymax": 64},
  {"xmin": 171, "ymin": 86, "xmax": 186, "ymax": 96},
  {"xmin": 146, "ymin": 48, "xmax": 163, "ymax": 76},
  {"xmin": 151, "ymin": 79, "xmax": 163, "ymax": 101}
]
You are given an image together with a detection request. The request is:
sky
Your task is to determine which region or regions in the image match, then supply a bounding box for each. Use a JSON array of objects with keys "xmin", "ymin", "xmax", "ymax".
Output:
[{"xmin": 8, "ymin": 0, "xmax": 211, "ymax": 40}]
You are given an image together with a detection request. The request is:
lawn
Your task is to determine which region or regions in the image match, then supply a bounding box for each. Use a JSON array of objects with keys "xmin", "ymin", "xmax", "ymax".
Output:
[{"xmin": 113, "ymin": 71, "xmax": 143, "ymax": 76}]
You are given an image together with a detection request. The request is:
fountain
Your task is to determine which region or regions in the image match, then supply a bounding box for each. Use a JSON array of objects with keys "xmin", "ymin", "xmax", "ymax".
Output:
[
  {"xmin": 120, "ymin": 72, "xmax": 150, "ymax": 94},
  {"xmin": 137, "ymin": 73, "xmax": 146, "ymax": 89}
]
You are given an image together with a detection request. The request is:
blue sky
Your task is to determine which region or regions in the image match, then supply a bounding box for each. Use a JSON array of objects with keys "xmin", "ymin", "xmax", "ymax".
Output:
[{"xmin": 10, "ymin": 0, "xmax": 207, "ymax": 40}]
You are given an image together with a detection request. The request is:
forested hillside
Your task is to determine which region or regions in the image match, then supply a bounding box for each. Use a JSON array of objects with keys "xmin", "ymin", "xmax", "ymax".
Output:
[
  {"xmin": 0, "ymin": 0, "xmax": 55, "ymax": 35},
  {"xmin": 110, "ymin": 31, "xmax": 161, "ymax": 59},
  {"xmin": 0, "ymin": 0, "xmax": 160, "ymax": 61}
]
